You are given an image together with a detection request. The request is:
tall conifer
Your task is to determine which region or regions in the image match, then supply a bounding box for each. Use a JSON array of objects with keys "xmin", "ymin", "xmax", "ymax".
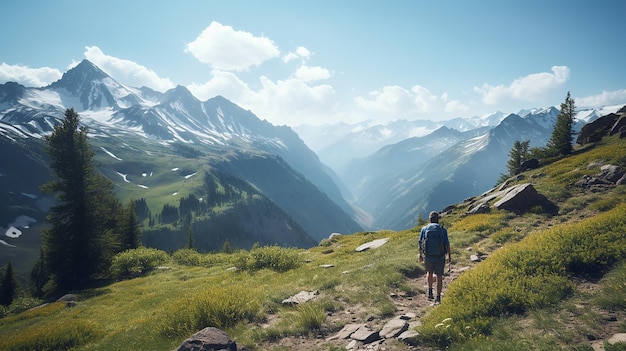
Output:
[
  {"xmin": 0, "ymin": 262, "xmax": 17, "ymax": 306},
  {"xmin": 40, "ymin": 108, "xmax": 122, "ymax": 290},
  {"xmin": 547, "ymin": 92, "xmax": 576, "ymax": 156}
]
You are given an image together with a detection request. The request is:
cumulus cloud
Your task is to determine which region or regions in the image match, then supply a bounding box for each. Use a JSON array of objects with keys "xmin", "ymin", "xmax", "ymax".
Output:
[
  {"xmin": 294, "ymin": 65, "xmax": 331, "ymax": 82},
  {"xmin": 0, "ymin": 62, "xmax": 62, "ymax": 87},
  {"xmin": 283, "ymin": 46, "xmax": 312, "ymax": 63},
  {"xmin": 474, "ymin": 66, "xmax": 570, "ymax": 105},
  {"xmin": 82, "ymin": 46, "xmax": 175, "ymax": 91},
  {"xmin": 185, "ymin": 21, "xmax": 280, "ymax": 71},
  {"xmin": 576, "ymin": 89, "xmax": 626, "ymax": 108},
  {"xmin": 187, "ymin": 70, "xmax": 250, "ymax": 101},
  {"xmin": 355, "ymin": 84, "xmax": 468, "ymax": 118}
]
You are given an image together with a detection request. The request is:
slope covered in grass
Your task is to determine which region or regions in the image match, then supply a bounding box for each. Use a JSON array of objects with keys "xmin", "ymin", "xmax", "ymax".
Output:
[{"xmin": 1, "ymin": 136, "xmax": 625, "ymax": 350}]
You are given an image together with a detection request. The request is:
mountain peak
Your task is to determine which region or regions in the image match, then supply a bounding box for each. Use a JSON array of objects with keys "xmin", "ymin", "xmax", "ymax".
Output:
[
  {"xmin": 49, "ymin": 59, "xmax": 109, "ymax": 92},
  {"xmin": 160, "ymin": 85, "xmax": 198, "ymax": 105}
]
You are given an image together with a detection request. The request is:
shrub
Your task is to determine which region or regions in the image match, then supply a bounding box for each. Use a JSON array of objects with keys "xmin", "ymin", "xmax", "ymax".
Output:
[
  {"xmin": 491, "ymin": 228, "xmax": 523, "ymax": 244},
  {"xmin": 157, "ymin": 286, "xmax": 260, "ymax": 337},
  {"xmin": 172, "ymin": 248, "xmax": 202, "ymax": 266},
  {"xmin": 235, "ymin": 246, "xmax": 303, "ymax": 272},
  {"xmin": 451, "ymin": 213, "xmax": 506, "ymax": 234},
  {"xmin": 287, "ymin": 301, "xmax": 327, "ymax": 334},
  {"xmin": 110, "ymin": 247, "xmax": 170, "ymax": 279},
  {"xmin": 0, "ymin": 310, "xmax": 101, "ymax": 351}
]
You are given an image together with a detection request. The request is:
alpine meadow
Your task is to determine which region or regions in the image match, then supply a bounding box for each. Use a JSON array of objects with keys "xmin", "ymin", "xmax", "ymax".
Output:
[{"xmin": 1, "ymin": 55, "xmax": 626, "ymax": 349}]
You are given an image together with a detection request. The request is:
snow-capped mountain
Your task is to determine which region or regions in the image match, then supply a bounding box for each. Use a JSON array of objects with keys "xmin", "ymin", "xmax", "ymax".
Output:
[{"xmin": 0, "ymin": 60, "xmax": 362, "ymax": 264}]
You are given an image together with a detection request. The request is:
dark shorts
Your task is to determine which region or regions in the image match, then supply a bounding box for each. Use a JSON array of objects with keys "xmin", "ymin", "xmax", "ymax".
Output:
[{"xmin": 424, "ymin": 259, "xmax": 445, "ymax": 276}]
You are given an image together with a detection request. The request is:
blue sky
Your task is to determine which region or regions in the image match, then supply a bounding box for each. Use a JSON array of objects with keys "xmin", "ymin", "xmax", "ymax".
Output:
[{"xmin": 1, "ymin": 0, "xmax": 625, "ymax": 126}]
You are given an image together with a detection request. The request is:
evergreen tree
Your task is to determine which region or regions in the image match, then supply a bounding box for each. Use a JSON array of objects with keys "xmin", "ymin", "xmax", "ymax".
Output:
[
  {"xmin": 30, "ymin": 249, "xmax": 48, "ymax": 298},
  {"xmin": 186, "ymin": 224, "xmax": 194, "ymax": 250},
  {"xmin": 547, "ymin": 91, "xmax": 576, "ymax": 156},
  {"xmin": 0, "ymin": 262, "xmax": 17, "ymax": 306},
  {"xmin": 119, "ymin": 199, "xmax": 142, "ymax": 251},
  {"xmin": 506, "ymin": 140, "xmax": 531, "ymax": 176},
  {"xmin": 40, "ymin": 108, "xmax": 123, "ymax": 290}
]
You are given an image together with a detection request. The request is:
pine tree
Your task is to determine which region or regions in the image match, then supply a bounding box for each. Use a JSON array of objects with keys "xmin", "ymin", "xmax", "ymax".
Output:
[
  {"xmin": 40, "ymin": 108, "xmax": 123, "ymax": 290},
  {"xmin": 506, "ymin": 140, "xmax": 531, "ymax": 176},
  {"xmin": 186, "ymin": 224, "xmax": 194, "ymax": 250},
  {"xmin": 30, "ymin": 249, "xmax": 48, "ymax": 298},
  {"xmin": 0, "ymin": 262, "xmax": 17, "ymax": 306},
  {"xmin": 547, "ymin": 92, "xmax": 576, "ymax": 156},
  {"xmin": 119, "ymin": 199, "xmax": 142, "ymax": 251}
]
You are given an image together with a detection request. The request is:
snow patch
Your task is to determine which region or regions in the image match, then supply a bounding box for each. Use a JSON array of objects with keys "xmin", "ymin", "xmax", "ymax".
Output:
[
  {"xmin": 0, "ymin": 239, "xmax": 16, "ymax": 248},
  {"xmin": 137, "ymin": 184, "xmax": 148, "ymax": 189},
  {"xmin": 116, "ymin": 172, "xmax": 130, "ymax": 183},
  {"xmin": 5, "ymin": 226, "xmax": 22, "ymax": 238},
  {"xmin": 172, "ymin": 168, "xmax": 179, "ymax": 171},
  {"xmin": 184, "ymin": 172, "xmax": 197, "ymax": 179},
  {"xmin": 101, "ymin": 146, "xmax": 122, "ymax": 160},
  {"xmin": 21, "ymin": 192, "xmax": 37, "ymax": 199}
]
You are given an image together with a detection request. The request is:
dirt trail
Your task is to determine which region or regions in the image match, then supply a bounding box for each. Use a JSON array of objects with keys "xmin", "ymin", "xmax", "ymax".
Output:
[{"xmin": 255, "ymin": 262, "xmax": 466, "ymax": 350}]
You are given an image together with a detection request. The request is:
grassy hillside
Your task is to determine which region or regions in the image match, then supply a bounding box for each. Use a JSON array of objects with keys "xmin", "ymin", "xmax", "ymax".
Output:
[{"xmin": 1, "ymin": 136, "xmax": 625, "ymax": 350}]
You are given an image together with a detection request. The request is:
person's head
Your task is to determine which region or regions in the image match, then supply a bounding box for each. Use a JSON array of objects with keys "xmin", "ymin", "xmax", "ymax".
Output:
[{"xmin": 429, "ymin": 211, "xmax": 439, "ymax": 223}]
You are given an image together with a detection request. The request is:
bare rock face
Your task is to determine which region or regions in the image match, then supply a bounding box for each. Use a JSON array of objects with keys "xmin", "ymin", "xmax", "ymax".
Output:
[
  {"xmin": 577, "ymin": 113, "xmax": 619, "ymax": 145},
  {"xmin": 493, "ymin": 183, "xmax": 558, "ymax": 215},
  {"xmin": 174, "ymin": 327, "xmax": 240, "ymax": 351}
]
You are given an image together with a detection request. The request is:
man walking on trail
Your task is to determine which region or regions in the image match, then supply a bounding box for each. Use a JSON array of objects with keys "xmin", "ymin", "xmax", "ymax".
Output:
[{"xmin": 419, "ymin": 211, "xmax": 451, "ymax": 304}]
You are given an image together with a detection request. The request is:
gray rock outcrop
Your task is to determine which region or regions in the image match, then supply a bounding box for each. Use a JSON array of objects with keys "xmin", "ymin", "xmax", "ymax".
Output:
[{"xmin": 174, "ymin": 327, "xmax": 241, "ymax": 351}]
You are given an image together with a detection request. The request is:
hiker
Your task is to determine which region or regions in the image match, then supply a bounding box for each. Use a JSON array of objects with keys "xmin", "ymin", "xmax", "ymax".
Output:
[{"xmin": 419, "ymin": 211, "xmax": 451, "ymax": 303}]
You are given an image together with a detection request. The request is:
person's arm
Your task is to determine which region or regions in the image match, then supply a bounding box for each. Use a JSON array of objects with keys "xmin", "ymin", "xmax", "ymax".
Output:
[
  {"xmin": 444, "ymin": 229, "xmax": 451, "ymax": 262},
  {"xmin": 418, "ymin": 229, "xmax": 424, "ymax": 261}
]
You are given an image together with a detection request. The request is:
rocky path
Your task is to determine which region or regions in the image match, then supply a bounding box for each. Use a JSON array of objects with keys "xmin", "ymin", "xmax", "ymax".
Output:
[{"xmin": 258, "ymin": 263, "xmax": 466, "ymax": 351}]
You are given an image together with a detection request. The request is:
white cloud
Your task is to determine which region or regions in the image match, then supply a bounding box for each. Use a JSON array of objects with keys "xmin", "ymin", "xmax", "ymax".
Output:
[
  {"xmin": 295, "ymin": 65, "xmax": 331, "ymax": 82},
  {"xmin": 185, "ymin": 21, "xmax": 280, "ymax": 71},
  {"xmin": 283, "ymin": 46, "xmax": 312, "ymax": 63},
  {"xmin": 355, "ymin": 84, "xmax": 468, "ymax": 118},
  {"xmin": 576, "ymin": 89, "xmax": 626, "ymax": 108},
  {"xmin": 187, "ymin": 70, "xmax": 250, "ymax": 101},
  {"xmin": 474, "ymin": 66, "xmax": 570, "ymax": 105},
  {"xmin": 83, "ymin": 46, "xmax": 175, "ymax": 91},
  {"xmin": 0, "ymin": 62, "xmax": 62, "ymax": 87}
]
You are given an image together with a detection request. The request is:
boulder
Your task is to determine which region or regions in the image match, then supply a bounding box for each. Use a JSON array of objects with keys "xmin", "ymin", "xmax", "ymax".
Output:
[
  {"xmin": 494, "ymin": 183, "xmax": 558, "ymax": 215},
  {"xmin": 174, "ymin": 327, "xmax": 239, "ymax": 351},
  {"xmin": 577, "ymin": 113, "xmax": 619, "ymax": 145},
  {"xmin": 575, "ymin": 164, "xmax": 625, "ymax": 189},
  {"xmin": 599, "ymin": 165, "xmax": 625, "ymax": 183},
  {"xmin": 515, "ymin": 158, "xmax": 539, "ymax": 174}
]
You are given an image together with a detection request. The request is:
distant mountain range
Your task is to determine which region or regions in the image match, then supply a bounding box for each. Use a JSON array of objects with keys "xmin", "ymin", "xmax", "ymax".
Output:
[
  {"xmin": 2, "ymin": 59, "xmax": 625, "ymax": 275},
  {"xmin": 0, "ymin": 60, "xmax": 362, "ymax": 273},
  {"xmin": 295, "ymin": 104, "xmax": 625, "ymax": 230}
]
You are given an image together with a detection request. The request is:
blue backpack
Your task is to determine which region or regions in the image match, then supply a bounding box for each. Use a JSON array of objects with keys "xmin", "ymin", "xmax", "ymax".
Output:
[{"xmin": 420, "ymin": 224, "xmax": 446, "ymax": 258}]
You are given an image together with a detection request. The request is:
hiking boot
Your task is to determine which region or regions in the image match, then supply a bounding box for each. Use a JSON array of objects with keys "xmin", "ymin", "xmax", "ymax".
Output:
[
  {"xmin": 435, "ymin": 295, "xmax": 441, "ymax": 304},
  {"xmin": 427, "ymin": 288, "xmax": 434, "ymax": 300}
]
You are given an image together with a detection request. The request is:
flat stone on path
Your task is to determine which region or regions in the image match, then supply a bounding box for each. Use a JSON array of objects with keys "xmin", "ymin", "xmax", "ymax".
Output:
[
  {"xmin": 380, "ymin": 318, "xmax": 408, "ymax": 338},
  {"xmin": 351, "ymin": 325, "xmax": 379, "ymax": 343},
  {"xmin": 609, "ymin": 333, "xmax": 626, "ymax": 345},
  {"xmin": 326, "ymin": 323, "xmax": 363, "ymax": 340}
]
